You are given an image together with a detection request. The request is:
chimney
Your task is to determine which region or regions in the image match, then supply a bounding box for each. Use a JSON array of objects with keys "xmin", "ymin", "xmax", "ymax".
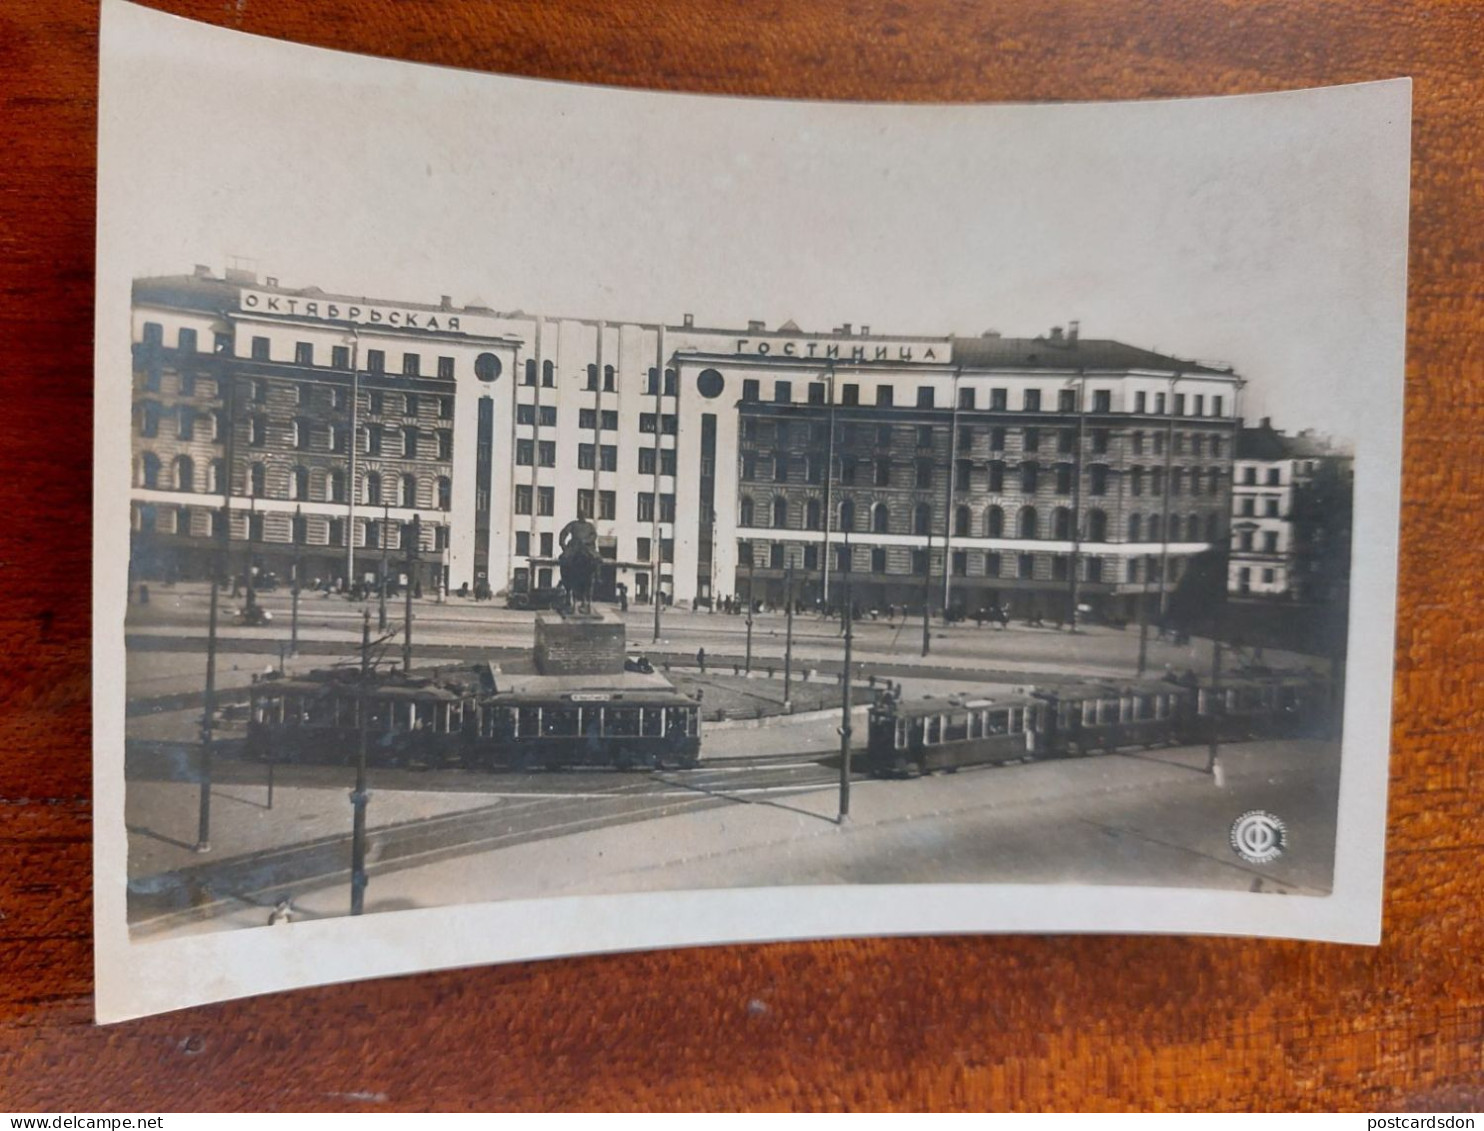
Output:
[
  {"xmin": 840, "ymin": 323, "xmax": 852, "ymax": 336},
  {"xmin": 1260, "ymin": 416, "xmax": 1272, "ymax": 430},
  {"xmin": 748, "ymin": 319, "xmax": 765, "ymax": 333},
  {"xmin": 683, "ymin": 313, "xmax": 694, "ymax": 328},
  {"xmin": 1049, "ymin": 325, "xmax": 1064, "ymax": 342},
  {"xmin": 1068, "ymin": 320, "xmax": 1079, "ymax": 344},
  {"xmin": 265, "ymin": 276, "xmax": 278, "ymax": 288},
  {"xmin": 193, "ymin": 264, "xmax": 212, "ymax": 279},
  {"xmin": 440, "ymin": 295, "xmax": 453, "ymax": 310},
  {"xmin": 860, "ymin": 324, "xmax": 870, "ymax": 335}
]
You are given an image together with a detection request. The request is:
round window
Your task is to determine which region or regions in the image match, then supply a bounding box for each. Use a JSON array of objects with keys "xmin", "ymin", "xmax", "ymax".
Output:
[
  {"xmin": 696, "ymin": 368, "xmax": 725, "ymax": 399},
  {"xmin": 474, "ymin": 353, "xmax": 502, "ymax": 382}
]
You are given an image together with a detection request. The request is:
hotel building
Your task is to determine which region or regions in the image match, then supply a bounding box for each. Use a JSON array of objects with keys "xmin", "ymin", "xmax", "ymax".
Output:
[{"xmin": 128, "ymin": 267, "xmax": 1245, "ymax": 620}]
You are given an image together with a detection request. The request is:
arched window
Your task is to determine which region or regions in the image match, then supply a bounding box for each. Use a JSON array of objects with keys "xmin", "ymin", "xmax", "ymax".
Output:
[
  {"xmin": 1189, "ymin": 468, "xmax": 1202, "ymax": 496},
  {"xmin": 1128, "ymin": 513, "xmax": 1143, "ymax": 541},
  {"xmin": 986, "ymin": 506, "xmax": 1004, "ymax": 538},
  {"xmin": 1053, "ymin": 507, "xmax": 1073, "ymax": 540},
  {"xmin": 140, "ymin": 452, "xmax": 160, "ymax": 490},
  {"xmin": 1089, "ymin": 464, "xmax": 1109, "ymax": 496},
  {"xmin": 772, "ymin": 497, "xmax": 789, "ymax": 528},
  {"xmin": 1189, "ymin": 514, "xmax": 1203, "ymax": 543},
  {"xmin": 1170, "ymin": 468, "xmax": 1184, "ymax": 496},
  {"xmin": 329, "ymin": 470, "xmax": 347, "ymax": 504},
  {"xmin": 805, "ymin": 499, "xmax": 822, "ymax": 530},
  {"xmin": 1168, "ymin": 515, "xmax": 1182, "ymax": 541},
  {"xmin": 988, "ymin": 460, "xmax": 1005, "ymax": 493},
  {"xmin": 249, "ymin": 462, "xmax": 266, "ymax": 497},
  {"xmin": 401, "ymin": 474, "xmax": 418, "ymax": 508},
  {"xmin": 1020, "ymin": 461, "xmax": 1039, "ymax": 494},
  {"xmin": 872, "ymin": 502, "xmax": 890, "ymax": 534},
  {"xmin": 173, "ymin": 455, "xmax": 194, "ymax": 492},
  {"xmin": 838, "ymin": 498, "xmax": 856, "ymax": 533},
  {"xmin": 208, "ymin": 458, "xmax": 223, "ymax": 494},
  {"xmin": 1208, "ymin": 466, "xmax": 1222, "ymax": 494},
  {"xmin": 292, "ymin": 466, "xmax": 310, "ymax": 501},
  {"xmin": 913, "ymin": 503, "xmax": 932, "ymax": 536},
  {"xmin": 365, "ymin": 471, "xmax": 382, "ymax": 506},
  {"xmin": 740, "ymin": 497, "xmax": 755, "ymax": 527},
  {"xmin": 249, "ymin": 415, "xmax": 267, "ymax": 447},
  {"xmin": 1149, "ymin": 514, "xmax": 1163, "ymax": 541},
  {"xmin": 1130, "ymin": 466, "xmax": 1144, "ymax": 496},
  {"xmin": 1087, "ymin": 509, "xmax": 1107, "ymax": 542},
  {"xmin": 403, "ymin": 427, "xmax": 419, "ymax": 459},
  {"xmin": 1018, "ymin": 506, "xmax": 1038, "ymax": 539},
  {"xmin": 955, "ymin": 505, "xmax": 972, "ymax": 538},
  {"xmin": 437, "ymin": 476, "xmax": 452, "ymax": 511}
]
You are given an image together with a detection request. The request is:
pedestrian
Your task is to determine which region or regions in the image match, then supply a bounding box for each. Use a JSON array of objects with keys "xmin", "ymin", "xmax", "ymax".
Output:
[{"xmin": 696, "ymin": 647, "xmax": 707, "ymax": 673}]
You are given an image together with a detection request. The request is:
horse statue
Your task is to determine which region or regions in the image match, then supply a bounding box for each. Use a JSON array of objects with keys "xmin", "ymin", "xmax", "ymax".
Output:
[{"xmin": 557, "ymin": 517, "xmax": 601, "ymax": 615}]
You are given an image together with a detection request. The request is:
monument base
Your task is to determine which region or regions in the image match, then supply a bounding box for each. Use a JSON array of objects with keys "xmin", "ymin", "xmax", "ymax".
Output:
[{"xmin": 534, "ymin": 611, "xmax": 626, "ymax": 676}]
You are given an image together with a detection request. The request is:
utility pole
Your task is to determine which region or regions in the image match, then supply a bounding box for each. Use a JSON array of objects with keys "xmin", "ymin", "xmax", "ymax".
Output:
[
  {"xmin": 403, "ymin": 514, "xmax": 419, "ymax": 674},
  {"xmin": 197, "ymin": 366, "xmax": 237, "ymax": 853},
  {"xmin": 838, "ymin": 556, "xmax": 854, "ymax": 823},
  {"xmin": 921, "ymin": 529, "xmax": 932, "ymax": 658},
  {"xmin": 245, "ymin": 493, "xmax": 258, "ymax": 616},
  {"xmin": 651, "ymin": 326, "xmax": 665, "ymax": 644},
  {"xmin": 350, "ymin": 610, "xmax": 371, "ymax": 915},
  {"xmin": 942, "ymin": 368, "xmax": 961, "ymax": 613},
  {"xmin": 744, "ymin": 555, "xmax": 755, "ymax": 674},
  {"xmin": 290, "ymin": 505, "xmax": 302, "ymax": 655},
  {"xmin": 783, "ymin": 559, "xmax": 795, "ymax": 709},
  {"xmin": 345, "ymin": 329, "xmax": 361, "ymax": 587},
  {"xmin": 378, "ymin": 500, "xmax": 390, "ymax": 632},
  {"xmin": 1136, "ymin": 554, "xmax": 1151, "ymax": 676},
  {"xmin": 821, "ymin": 364, "xmax": 836, "ymax": 607},
  {"xmin": 1206, "ymin": 538, "xmax": 1229, "ymax": 788},
  {"xmin": 1067, "ymin": 375, "xmax": 1086, "ymax": 633}
]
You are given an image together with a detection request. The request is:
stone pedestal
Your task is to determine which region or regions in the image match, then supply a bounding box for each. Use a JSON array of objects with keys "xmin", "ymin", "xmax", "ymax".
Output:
[{"xmin": 534, "ymin": 612, "xmax": 626, "ymax": 676}]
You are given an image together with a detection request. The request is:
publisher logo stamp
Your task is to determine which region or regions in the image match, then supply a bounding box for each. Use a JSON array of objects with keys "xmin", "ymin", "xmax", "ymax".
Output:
[{"xmin": 1230, "ymin": 811, "xmax": 1287, "ymax": 864}]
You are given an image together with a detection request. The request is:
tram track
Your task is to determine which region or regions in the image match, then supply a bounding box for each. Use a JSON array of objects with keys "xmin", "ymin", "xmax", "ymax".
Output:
[{"xmin": 126, "ymin": 753, "xmax": 842, "ymax": 934}]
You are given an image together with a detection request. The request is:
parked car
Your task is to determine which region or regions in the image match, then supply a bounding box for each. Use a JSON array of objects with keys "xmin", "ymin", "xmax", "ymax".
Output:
[{"xmin": 506, "ymin": 586, "xmax": 565, "ymax": 611}]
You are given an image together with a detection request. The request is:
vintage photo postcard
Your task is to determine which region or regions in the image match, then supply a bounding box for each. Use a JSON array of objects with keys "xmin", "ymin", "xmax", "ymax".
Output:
[{"xmin": 93, "ymin": 0, "xmax": 1411, "ymax": 1020}]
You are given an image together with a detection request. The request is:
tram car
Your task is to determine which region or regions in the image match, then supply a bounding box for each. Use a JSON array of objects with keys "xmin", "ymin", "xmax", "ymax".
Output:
[
  {"xmin": 246, "ymin": 665, "xmax": 702, "ymax": 771},
  {"xmin": 865, "ymin": 668, "xmax": 1330, "ymax": 778}
]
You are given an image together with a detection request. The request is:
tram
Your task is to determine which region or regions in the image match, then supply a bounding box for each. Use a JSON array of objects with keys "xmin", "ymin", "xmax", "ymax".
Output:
[
  {"xmin": 865, "ymin": 668, "xmax": 1331, "ymax": 778},
  {"xmin": 245, "ymin": 665, "xmax": 702, "ymax": 771}
]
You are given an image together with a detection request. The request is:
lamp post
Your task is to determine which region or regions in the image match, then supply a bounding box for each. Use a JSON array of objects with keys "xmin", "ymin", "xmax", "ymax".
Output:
[{"xmin": 245, "ymin": 493, "xmax": 258, "ymax": 617}]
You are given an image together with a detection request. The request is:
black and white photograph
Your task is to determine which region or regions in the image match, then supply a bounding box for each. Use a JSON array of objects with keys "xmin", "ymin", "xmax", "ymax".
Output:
[{"xmin": 93, "ymin": 0, "xmax": 1410, "ymax": 1021}]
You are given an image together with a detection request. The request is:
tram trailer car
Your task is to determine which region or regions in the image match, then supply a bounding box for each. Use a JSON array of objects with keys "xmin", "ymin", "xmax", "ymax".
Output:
[
  {"xmin": 470, "ymin": 674, "xmax": 701, "ymax": 771},
  {"xmin": 247, "ymin": 666, "xmax": 702, "ymax": 771},
  {"xmin": 866, "ymin": 669, "xmax": 1330, "ymax": 778}
]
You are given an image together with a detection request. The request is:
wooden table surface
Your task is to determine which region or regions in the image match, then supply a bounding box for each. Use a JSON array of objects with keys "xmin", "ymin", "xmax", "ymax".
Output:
[{"xmin": 2, "ymin": 0, "xmax": 1480, "ymax": 1112}]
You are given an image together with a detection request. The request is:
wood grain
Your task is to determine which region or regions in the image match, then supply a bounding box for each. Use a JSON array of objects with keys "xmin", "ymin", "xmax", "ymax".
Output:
[{"xmin": 1, "ymin": 0, "xmax": 1480, "ymax": 1112}]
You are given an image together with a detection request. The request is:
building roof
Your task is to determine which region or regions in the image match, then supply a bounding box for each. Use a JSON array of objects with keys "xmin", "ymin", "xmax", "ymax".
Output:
[
  {"xmin": 132, "ymin": 269, "xmax": 494, "ymax": 319},
  {"xmin": 1236, "ymin": 420, "xmax": 1350, "ymax": 461},
  {"xmin": 951, "ymin": 334, "xmax": 1235, "ymax": 376}
]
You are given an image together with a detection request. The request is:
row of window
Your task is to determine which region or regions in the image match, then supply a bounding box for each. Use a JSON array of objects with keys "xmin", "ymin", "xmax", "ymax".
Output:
[
  {"xmin": 131, "ymin": 503, "xmax": 451, "ymax": 549},
  {"xmin": 739, "ymin": 378, "xmax": 1226, "ymax": 417},
  {"xmin": 737, "ymin": 540, "xmax": 1191, "ymax": 584},
  {"xmin": 744, "ymin": 418, "xmax": 1226, "ymax": 459},
  {"xmin": 141, "ymin": 320, "xmax": 461, "ymax": 381},
  {"xmin": 134, "ymin": 453, "xmax": 453, "ymax": 509},
  {"xmin": 743, "ymin": 455, "xmax": 1224, "ymax": 499},
  {"xmin": 741, "ymin": 496, "xmax": 1222, "ymax": 544}
]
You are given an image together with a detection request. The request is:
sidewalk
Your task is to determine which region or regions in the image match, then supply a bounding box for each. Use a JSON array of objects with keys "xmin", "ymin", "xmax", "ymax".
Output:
[{"xmin": 132, "ymin": 738, "xmax": 1340, "ymax": 938}]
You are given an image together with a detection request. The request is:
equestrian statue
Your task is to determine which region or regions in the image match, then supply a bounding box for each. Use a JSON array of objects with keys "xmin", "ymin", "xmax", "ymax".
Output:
[{"xmin": 557, "ymin": 516, "xmax": 602, "ymax": 615}]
